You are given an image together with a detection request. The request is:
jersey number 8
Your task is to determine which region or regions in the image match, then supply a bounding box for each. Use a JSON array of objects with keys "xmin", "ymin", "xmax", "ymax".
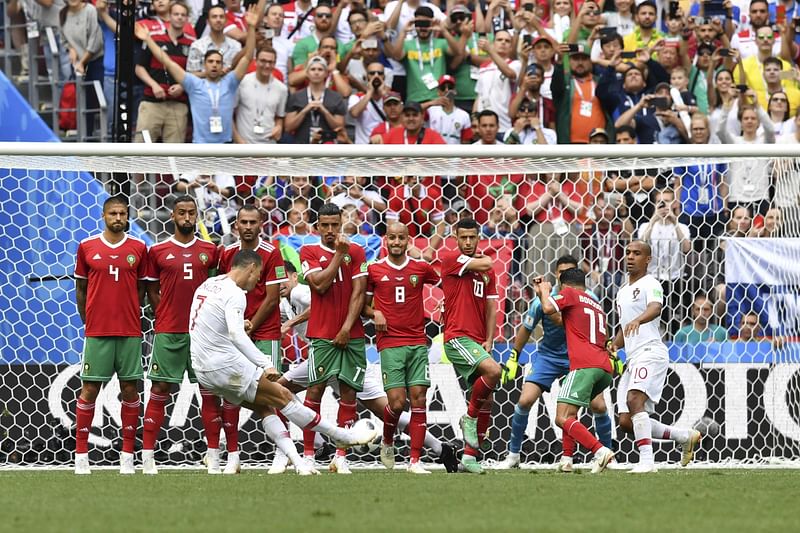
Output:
[{"xmin": 395, "ymin": 286, "xmax": 405, "ymax": 303}]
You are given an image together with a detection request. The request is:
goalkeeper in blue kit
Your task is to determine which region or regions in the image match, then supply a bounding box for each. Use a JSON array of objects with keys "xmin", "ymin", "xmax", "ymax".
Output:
[{"xmin": 498, "ymin": 256, "xmax": 617, "ymax": 471}]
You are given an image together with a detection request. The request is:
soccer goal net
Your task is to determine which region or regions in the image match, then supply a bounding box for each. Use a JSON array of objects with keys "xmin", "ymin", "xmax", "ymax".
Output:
[{"xmin": 1, "ymin": 143, "xmax": 799, "ymax": 469}]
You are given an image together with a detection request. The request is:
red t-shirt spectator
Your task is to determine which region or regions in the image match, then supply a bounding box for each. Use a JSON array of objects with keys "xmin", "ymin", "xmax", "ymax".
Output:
[{"xmin": 382, "ymin": 126, "xmax": 446, "ymax": 145}]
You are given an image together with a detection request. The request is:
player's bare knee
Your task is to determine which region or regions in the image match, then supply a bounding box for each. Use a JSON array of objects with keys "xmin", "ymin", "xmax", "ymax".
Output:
[
  {"xmin": 277, "ymin": 385, "xmax": 293, "ymax": 407},
  {"xmin": 150, "ymin": 381, "xmax": 172, "ymax": 395},
  {"xmin": 80, "ymin": 382, "xmax": 101, "ymax": 402},
  {"xmin": 589, "ymin": 395, "xmax": 607, "ymax": 415},
  {"xmin": 119, "ymin": 381, "xmax": 139, "ymax": 402},
  {"xmin": 554, "ymin": 413, "xmax": 567, "ymax": 428},
  {"xmin": 482, "ymin": 362, "xmax": 502, "ymax": 386},
  {"xmin": 408, "ymin": 390, "xmax": 427, "ymax": 408},
  {"xmin": 306, "ymin": 384, "xmax": 324, "ymax": 401}
]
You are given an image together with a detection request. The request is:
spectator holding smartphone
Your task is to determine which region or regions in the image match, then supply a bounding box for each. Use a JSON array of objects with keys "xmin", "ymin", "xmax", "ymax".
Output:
[
  {"xmin": 718, "ymin": 88, "xmax": 775, "ymax": 217},
  {"xmin": 425, "ymin": 75, "xmax": 474, "ymax": 144}
]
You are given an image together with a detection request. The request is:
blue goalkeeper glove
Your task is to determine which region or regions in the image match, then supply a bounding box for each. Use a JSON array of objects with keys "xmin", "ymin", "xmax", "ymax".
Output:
[{"xmin": 501, "ymin": 349, "xmax": 519, "ymax": 385}]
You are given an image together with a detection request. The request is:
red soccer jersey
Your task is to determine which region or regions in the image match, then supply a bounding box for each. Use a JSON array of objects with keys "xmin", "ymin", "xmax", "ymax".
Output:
[
  {"xmin": 366, "ymin": 257, "xmax": 440, "ymax": 351},
  {"xmin": 217, "ymin": 239, "xmax": 287, "ymax": 341},
  {"xmin": 74, "ymin": 233, "xmax": 148, "ymax": 337},
  {"xmin": 383, "ymin": 126, "xmax": 446, "ymax": 145},
  {"xmin": 440, "ymin": 250, "xmax": 498, "ymax": 343},
  {"xmin": 146, "ymin": 237, "xmax": 218, "ymax": 334},
  {"xmin": 300, "ymin": 242, "xmax": 367, "ymax": 340},
  {"xmin": 548, "ymin": 285, "xmax": 612, "ymax": 373}
]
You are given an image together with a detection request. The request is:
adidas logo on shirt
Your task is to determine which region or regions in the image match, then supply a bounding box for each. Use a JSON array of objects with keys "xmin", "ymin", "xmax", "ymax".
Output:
[
  {"xmin": 92, "ymin": 254, "xmax": 101, "ymax": 260},
  {"xmin": 166, "ymin": 253, "xmax": 175, "ymax": 260},
  {"xmin": 381, "ymin": 275, "xmax": 390, "ymax": 281}
]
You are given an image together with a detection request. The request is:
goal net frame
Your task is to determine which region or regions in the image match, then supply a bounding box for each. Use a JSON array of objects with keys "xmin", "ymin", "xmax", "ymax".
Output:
[{"xmin": 1, "ymin": 142, "xmax": 799, "ymax": 470}]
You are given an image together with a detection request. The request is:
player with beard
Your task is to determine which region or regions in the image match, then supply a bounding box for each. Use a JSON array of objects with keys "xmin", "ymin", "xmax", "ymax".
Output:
[{"xmin": 142, "ymin": 196, "xmax": 221, "ymax": 474}]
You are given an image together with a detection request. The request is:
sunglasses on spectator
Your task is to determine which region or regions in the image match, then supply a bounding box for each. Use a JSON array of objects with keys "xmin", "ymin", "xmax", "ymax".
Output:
[
  {"xmin": 757, "ymin": 34, "xmax": 774, "ymax": 40},
  {"xmin": 315, "ymin": 12, "xmax": 333, "ymax": 18},
  {"xmin": 772, "ymin": 97, "xmax": 788, "ymax": 102},
  {"xmin": 368, "ymin": 70, "xmax": 385, "ymax": 76}
]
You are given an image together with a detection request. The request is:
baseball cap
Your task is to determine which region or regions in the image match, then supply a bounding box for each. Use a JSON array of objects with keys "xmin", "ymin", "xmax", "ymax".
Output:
[
  {"xmin": 569, "ymin": 43, "xmax": 590, "ymax": 56},
  {"xmin": 449, "ymin": 4, "xmax": 471, "ymax": 17},
  {"xmin": 403, "ymin": 101, "xmax": 423, "ymax": 113},
  {"xmin": 384, "ymin": 91, "xmax": 402, "ymax": 103},
  {"xmin": 654, "ymin": 81, "xmax": 671, "ymax": 93},
  {"xmin": 306, "ymin": 55, "xmax": 327, "ymax": 70},
  {"xmin": 531, "ymin": 35, "xmax": 551, "ymax": 47},
  {"xmin": 589, "ymin": 127, "xmax": 609, "ymax": 140},
  {"xmin": 526, "ymin": 63, "xmax": 543, "ymax": 76},
  {"xmin": 438, "ymin": 74, "xmax": 456, "ymax": 87}
]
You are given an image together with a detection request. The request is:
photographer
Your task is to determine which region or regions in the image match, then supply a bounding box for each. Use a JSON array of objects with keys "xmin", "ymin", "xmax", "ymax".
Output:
[
  {"xmin": 637, "ymin": 189, "xmax": 692, "ymax": 335},
  {"xmin": 615, "ymin": 82, "xmax": 688, "ymax": 144},
  {"xmin": 509, "ymin": 62, "xmax": 556, "ymax": 130},
  {"xmin": 503, "ymin": 99, "xmax": 556, "ymax": 144},
  {"xmin": 348, "ymin": 62, "xmax": 391, "ymax": 144}
]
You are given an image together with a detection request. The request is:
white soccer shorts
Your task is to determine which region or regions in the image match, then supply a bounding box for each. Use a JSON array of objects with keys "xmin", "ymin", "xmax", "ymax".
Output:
[
  {"xmin": 283, "ymin": 360, "xmax": 386, "ymax": 401},
  {"xmin": 616, "ymin": 343, "xmax": 669, "ymax": 415},
  {"xmin": 195, "ymin": 356, "xmax": 263, "ymax": 406}
]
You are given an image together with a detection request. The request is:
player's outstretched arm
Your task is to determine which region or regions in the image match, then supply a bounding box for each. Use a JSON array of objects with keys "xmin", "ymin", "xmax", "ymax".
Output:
[
  {"xmin": 623, "ymin": 302, "xmax": 663, "ymax": 337},
  {"xmin": 225, "ymin": 296, "xmax": 272, "ymax": 368}
]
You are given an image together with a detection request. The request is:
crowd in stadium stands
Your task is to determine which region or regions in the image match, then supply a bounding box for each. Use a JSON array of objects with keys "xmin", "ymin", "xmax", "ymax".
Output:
[{"xmin": 4, "ymin": 0, "xmax": 799, "ymax": 340}]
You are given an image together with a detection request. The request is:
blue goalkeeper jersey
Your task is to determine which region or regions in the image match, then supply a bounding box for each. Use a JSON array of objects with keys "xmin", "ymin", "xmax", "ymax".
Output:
[{"xmin": 522, "ymin": 287, "xmax": 598, "ymax": 360}]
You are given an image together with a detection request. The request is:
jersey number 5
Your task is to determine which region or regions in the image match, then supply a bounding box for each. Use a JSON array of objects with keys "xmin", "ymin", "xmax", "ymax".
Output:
[{"xmin": 183, "ymin": 263, "xmax": 193, "ymax": 280}]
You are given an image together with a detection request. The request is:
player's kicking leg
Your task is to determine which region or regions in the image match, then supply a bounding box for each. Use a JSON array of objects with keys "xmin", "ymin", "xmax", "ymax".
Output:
[
  {"xmin": 555, "ymin": 368, "xmax": 614, "ymax": 474},
  {"xmin": 617, "ymin": 356, "xmax": 701, "ymax": 473}
]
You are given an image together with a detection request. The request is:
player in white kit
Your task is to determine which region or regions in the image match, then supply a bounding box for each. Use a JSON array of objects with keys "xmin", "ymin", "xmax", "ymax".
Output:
[
  {"xmin": 611, "ymin": 241, "xmax": 702, "ymax": 473},
  {"xmin": 188, "ymin": 250, "xmax": 378, "ymax": 474}
]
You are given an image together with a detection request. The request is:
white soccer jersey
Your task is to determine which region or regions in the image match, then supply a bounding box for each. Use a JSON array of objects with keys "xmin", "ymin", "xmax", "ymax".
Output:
[
  {"xmin": 616, "ymin": 274, "xmax": 666, "ymax": 357},
  {"xmin": 279, "ymin": 283, "xmax": 311, "ymax": 341},
  {"xmin": 189, "ymin": 274, "xmax": 271, "ymax": 372}
]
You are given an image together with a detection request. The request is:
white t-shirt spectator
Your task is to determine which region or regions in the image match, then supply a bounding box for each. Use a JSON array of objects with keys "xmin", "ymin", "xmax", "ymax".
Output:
[
  {"xmin": 637, "ymin": 220, "xmax": 691, "ymax": 281},
  {"xmin": 186, "ymin": 35, "xmax": 242, "ymax": 72},
  {"xmin": 475, "ymin": 58, "xmax": 521, "ymax": 131},
  {"xmin": 729, "ymin": 28, "xmax": 781, "ymax": 60},
  {"xmin": 427, "ymin": 105, "xmax": 472, "ymax": 144},
  {"xmin": 234, "ymin": 72, "xmax": 288, "ymax": 144},
  {"xmin": 348, "ymin": 93, "xmax": 387, "ymax": 144}
]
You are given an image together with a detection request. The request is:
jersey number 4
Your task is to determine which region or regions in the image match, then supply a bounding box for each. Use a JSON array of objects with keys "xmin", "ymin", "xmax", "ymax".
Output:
[{"xmin": 108, "ymin": 265, "xmax": 119, "ymax": 282}]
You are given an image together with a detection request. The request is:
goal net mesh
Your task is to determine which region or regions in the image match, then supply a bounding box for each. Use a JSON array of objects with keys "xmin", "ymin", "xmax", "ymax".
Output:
[{"xmin": 1, "ymin": 145, "xmax": 799, "ymax": 468}]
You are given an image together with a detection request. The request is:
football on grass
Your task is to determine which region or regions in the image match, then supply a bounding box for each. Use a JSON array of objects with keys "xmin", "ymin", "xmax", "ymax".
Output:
[{"xmin": 352, "ymin": 419, "xmax": 381, "ymax": 454}]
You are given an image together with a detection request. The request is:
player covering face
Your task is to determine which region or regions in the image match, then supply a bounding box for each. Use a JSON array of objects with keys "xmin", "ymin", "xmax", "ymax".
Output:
[{"xmin": 363, "ymin": 223, "xmax": 441, "ymax": 474}]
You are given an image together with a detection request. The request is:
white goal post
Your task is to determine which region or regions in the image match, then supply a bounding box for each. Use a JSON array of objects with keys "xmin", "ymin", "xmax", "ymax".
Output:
[{"xmin": 0, "ymin": 142, "xmax": 799, "ymax": 468}]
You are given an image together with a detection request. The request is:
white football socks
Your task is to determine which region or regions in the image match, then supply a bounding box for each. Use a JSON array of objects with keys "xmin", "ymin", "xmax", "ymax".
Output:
[
  {"xmin": 650, "ymin": 419, "xmax": 689, "ymax": 443},
  {"xmin": 632, "ymin": 412, "xmax": 654, "ymax": 465},
  {"xmin": 262, "ymin": 415, "xmax": 303, "ymax": 466},
  {"xmin": 280, "ymin": 399, "xmax": 348, "ymax": 442}
]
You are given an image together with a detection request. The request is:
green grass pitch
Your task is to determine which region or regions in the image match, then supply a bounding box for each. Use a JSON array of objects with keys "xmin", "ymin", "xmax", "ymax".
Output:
[{"xmin": 2, "ymin": 469, "xmax": 796, "ymax": 532}]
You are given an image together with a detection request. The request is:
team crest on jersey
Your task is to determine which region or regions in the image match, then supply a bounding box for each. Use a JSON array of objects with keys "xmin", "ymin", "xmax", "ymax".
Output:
[
  {"xmin": 343, "ymin": 254, "xmax": 352, "ymax": 264},
  {"xmin": 317, "ymin": 365, "xmax": 324, "ymax": 374},
  {"xmin": 83, "ymin": 363, "xmax": 90, "ymax": 372},
  {"xmin": 633, "ymin": 288, "xmax": 640, "ymax": 300},
  {"xmin": 199, "ymin": 253, "xmax": 209, "ymax": 265},
  {"xmin": 410, "ymin": 274, "xmax": 419, "ymax": 287},
  {"xmin": 482, "ymin": 274, "xmax": 489, "ymax": 284},
  {"xmin": 152, "ymin": 363, "xmax": 159, "ymax": 373},
  {"xmin": 127, "ymin": 254, "xmax": 136, "ymax": 266},
  {"xmin": 276, "ymin": 266, "xmax": 286, "ymax": 278},
  {"xmin": 360, "ymin": 262, "xmax": 367, "ymax": 273}
]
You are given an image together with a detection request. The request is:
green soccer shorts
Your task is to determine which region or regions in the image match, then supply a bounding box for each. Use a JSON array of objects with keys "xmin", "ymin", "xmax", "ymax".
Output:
[
  {"xmin": 308, "ymin": 338, "xmax": 367, "ymax": 392},
  {"xmin": 81, "ymin": 336, "xmax": 143, "ymax": 382},
  {"xmin": 148, "ymin": 333, "xmax": 195, "ymax": 384},
  {"xmin": 380, "ymin": 345, "xmax": 430, "ymax": 391},
  {"xmin": 557, "ymin": 367, "xmax": 612, "ymax": 408},
  {"xmin": 254, "ymin": 339, "xmax": 281, "ymax": 371},
  {"xmin": 443, "ymin": 337, "xmax": 491, "ymax": 386}
]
